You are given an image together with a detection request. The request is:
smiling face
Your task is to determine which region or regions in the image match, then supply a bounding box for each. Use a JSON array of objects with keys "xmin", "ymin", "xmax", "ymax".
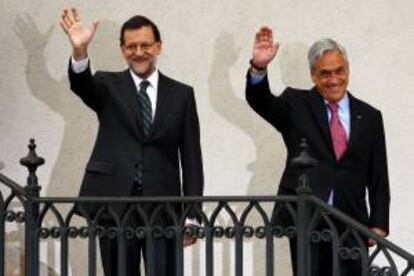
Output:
[
  {"xmin": 120, "ymin": 26, "xmax": 162, "ymax": 78},
  {"xmin": 311, "ymin": 49, "xmax": 349, "ymax": 103}
]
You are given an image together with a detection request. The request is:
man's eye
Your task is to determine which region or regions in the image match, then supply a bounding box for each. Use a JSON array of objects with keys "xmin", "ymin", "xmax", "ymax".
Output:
[{"xmin": 126, "ymin": 44, "xmax": 137, "ymax": 50}]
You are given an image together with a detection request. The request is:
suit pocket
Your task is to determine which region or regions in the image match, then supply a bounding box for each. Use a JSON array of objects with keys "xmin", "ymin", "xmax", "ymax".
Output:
[{"xmin": 85, "ymin": 161, "xmax": 114, "ymax": 174}]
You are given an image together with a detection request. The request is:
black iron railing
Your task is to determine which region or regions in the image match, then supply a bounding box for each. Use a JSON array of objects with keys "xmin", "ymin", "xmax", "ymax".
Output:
[{"xmin": 1, "ymin": 139, "xmax": 413, "ymax": 276}]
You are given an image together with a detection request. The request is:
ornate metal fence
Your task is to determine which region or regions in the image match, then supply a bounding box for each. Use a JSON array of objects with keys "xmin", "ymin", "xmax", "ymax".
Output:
[{"xmin": 1, "ymin": 139, "xmax": 413, "ymax": 276}]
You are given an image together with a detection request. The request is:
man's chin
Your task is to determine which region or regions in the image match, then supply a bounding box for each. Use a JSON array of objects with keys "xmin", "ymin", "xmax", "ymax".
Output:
[
  {"xmin": 327, "ymin": 89, "xmax": 346, "ymax": 99},
  {"xmin": 130, "ymin": 66, "xmax": 154, "ymax": 78}
]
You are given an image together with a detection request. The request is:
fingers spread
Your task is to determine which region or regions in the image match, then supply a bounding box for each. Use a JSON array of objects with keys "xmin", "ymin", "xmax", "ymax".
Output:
[
  {"xmin": 71, "ymin": 7, "xmax": 80, "ymax": 22},
  {"xmin": 61, "ymin": 9, "xmax": 72, "ymax": 29},
  {"xmin": 256, "ymin": 26, "xmax": 273, "ymax": 43},
  {"xmin": 255, "ymin": 31, "xmax": 261, "ymax": 44},
  {"xmin": 59, "ymin": 19, "xmax": 69, "ymax": 34},
  {"xmin": 59, "ymin": 10, "xmax": 70, "ymax": 33},
  {"xmin": 92, "ymin": 20, "xmax": 100, "ymax": 32}
]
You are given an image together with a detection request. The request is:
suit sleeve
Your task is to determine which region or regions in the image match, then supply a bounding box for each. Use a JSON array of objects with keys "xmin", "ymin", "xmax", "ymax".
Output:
[
  {"xmin": 245, "ymin": 71, "xmax": 291, "ymax": 132},
  {"xmin": 180, "ymin": 87, "xmax": 204, "ymax": 198},
  {"xmin": 367, "ymin": 111, "xmax": 390, "ymax": 234},
  {"xmin": 68, "ymin": 59, "xmax": 105, "ymax": 113}
]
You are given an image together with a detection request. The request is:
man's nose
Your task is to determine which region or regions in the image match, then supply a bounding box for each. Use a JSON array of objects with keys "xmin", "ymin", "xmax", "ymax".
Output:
[
  {"xmin": 134, "ymin": 47, "xmax": 144, "ymax": 56},
  {"xmin": 328, "ymin": 74, "xmax": 341, "ymax": 85}
]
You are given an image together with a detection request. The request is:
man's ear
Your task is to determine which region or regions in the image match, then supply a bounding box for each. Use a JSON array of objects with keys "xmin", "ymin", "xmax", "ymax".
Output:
[
  {"xmin": 120, "ymin": 44, "xmax": 127, "ymax": 59},
  {"xmin": 310, "ymin": 69, "xmax": 317, "ymax": 84},
  {"xmin": 155, "ymin": 42, "xmax": 162, "ymax": 55}
]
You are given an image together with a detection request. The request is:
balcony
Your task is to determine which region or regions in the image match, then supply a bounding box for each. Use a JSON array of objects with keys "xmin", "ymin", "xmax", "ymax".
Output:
[{"xmin": 1, "ymin": 139, "xmax": 413, "ymax": 276}]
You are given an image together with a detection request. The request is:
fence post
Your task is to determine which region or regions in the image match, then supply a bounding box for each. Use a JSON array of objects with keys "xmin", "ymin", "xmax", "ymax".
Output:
[
  {"xmin": 296, "ymin": 181, "xmax": 312, "ymax": 276},
  {"xmin": 0, "ymin": 164, "xmax": 5, "ymax": 276},
  {"xmin": 20, "ymin": 139, "xmax": 44, "ymax": 276},
  {"xmin": 292, "ymin": 139, "xmax": 317, "ymax": 276}
]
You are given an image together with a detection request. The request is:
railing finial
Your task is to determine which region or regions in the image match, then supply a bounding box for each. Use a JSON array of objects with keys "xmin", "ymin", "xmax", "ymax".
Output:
[
  {"xmin": 290, "ymin": 138, "xmax": 318, "ymax": 170},
  {"xmin": 20, "ymin": 138, "xmax": 45, "ymax": 172},
  {"xmin": 291, "ymin": 138, "xmax": 317, "ymax": 190},
  {"xmin": 20, "ymin": 138, "xmax": 44, "ymax": 193}
]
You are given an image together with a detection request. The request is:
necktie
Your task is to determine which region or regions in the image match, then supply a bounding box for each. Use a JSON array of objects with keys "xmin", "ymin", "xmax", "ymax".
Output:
[
  {"xmin": 138, "ymin": 80, "xmax": 152, "ymax": 137},
  {"xmin": 327, "ymin": 102, "xmax": 347, "ymax": 160}
]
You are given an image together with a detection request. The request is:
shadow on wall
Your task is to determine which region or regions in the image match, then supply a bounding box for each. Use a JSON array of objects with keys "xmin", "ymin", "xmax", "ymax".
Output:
[
  {"xmin": 4, "ymin": 221, "xmax": 55, "ymax": 275},
  {"xmin": 203, "ymin": 32, "xmax": 311, "ymax": 276},
  {"xmin": 278, "ymin": 41, "xmax": 312, "ymax": 90},
  {"xmin": 13, "ymin": 14, "xmax": 124, "ymax": 276}
]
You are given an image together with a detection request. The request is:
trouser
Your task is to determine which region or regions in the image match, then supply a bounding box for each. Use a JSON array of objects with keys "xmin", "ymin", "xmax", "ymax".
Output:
[
  {"xmin": 273, "ymin": 187, "xmax": 368, "ymax": 276},
  {"xmin": 289, "ymin": 236, "xmax": 367, "ymax": 276},
  {"xmin": 99, "ymin": 231, "xmax": 176, "ymax": 276},
  {"xmin": 98, "ymin": 185, "xmax": 178, "ymax": 276}
]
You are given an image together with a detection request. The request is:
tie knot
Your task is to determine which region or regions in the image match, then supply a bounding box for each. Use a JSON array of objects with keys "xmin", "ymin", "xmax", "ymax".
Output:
[
  {"xmin": 140, "ymin": 80, "xmax": 150, "ymax": 91},
  {"xmin": 327, "ymin": 102, "xmax": 339, "ymax": 113}
]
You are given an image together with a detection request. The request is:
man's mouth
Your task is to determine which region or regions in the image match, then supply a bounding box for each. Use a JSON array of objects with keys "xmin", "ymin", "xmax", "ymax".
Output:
[{"xmin": 132, "ymin": 57, "xmax": 148, "ymax": 63}]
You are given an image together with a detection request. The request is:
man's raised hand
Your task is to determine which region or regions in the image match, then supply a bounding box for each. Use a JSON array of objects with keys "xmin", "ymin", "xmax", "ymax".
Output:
[
  {"xmin": 59, "ymin": 7, "xmax": 99, "ymax": 60},
  {"xmin": 251, "ymin": 26, "xmax": 280, "ymax": 70}
]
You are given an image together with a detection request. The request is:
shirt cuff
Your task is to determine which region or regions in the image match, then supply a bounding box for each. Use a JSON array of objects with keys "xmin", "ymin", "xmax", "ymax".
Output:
[
  {"xmin": 249, "ymin": 71, "xmax": 266, "ymax": 85},
  {"xmin": 71, "ymin": 56, "xmax": 89, "ymax": 73},
  {"xmin": 327, "ymin": 190, "xmax": 334, "ymax": 206},
  {"xmin": 185, "ymin": 218, "xmax": 200, "ymax": 226}
]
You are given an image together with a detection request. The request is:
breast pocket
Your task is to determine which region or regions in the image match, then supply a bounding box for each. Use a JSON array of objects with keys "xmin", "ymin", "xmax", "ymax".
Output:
[
  {"xmin": 85, "ymin": 161, "xmax": 114, "ymax": 175},
  {"xmin": 162, "ymin": 113, "xmax": 184, "ymax": 138},
  {"xmin": 165, "ymin": 112, "xmax": 184, "ymax": 123}
]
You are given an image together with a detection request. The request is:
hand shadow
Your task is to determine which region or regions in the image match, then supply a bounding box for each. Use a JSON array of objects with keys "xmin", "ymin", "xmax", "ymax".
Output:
[
  {"xmin": 14, "ymin": 14, "xmax": 123, "ymax": 276},
  {"xmin": 207, "ymin": 31, "xmax": 285, "ymax": 276},
  {"xmin": 207, "ymin": 32, "xmax": 310, "ymax": 276}
]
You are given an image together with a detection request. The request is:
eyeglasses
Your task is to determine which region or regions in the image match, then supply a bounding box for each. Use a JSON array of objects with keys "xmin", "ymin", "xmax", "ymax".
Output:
[{"xmin": 123, "ymin": 41, "xmax": 158, "ymax": 52}]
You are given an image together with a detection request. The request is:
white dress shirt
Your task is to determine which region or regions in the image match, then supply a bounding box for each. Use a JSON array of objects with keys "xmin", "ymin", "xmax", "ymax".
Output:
[
  {"xmin": 71, "ymin": 57, "xmax": 199, "ymax": 226},
  {"xmin": 71, "ymin": 57, "xmax": 159, "ymax": 120}
]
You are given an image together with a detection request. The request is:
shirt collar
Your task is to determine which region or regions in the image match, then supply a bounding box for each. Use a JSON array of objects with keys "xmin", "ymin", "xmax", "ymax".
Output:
[
  {"xmin": 129, "ymin": 68, "xmax": 159, "ymax": 90},
  {"xmin": 324, "ymin": 92, "xmax": 349, "ymax": 111}
]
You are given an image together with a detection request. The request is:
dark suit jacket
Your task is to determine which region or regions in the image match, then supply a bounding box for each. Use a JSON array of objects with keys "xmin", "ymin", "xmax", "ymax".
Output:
[
  {"xmin": 68, "ymin": 62, "xmax": 203, "ymax": 221},
  {"xmin": 246, "ymin": 74, "xmax": 390, "ymax": 233}
]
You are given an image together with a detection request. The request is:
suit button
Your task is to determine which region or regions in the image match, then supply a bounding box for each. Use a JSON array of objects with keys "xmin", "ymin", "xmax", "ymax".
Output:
[
  {"xmin": 133, "ymin": 175, "xmax": 142, "ymax": 184},
  {"xmin": 133, "ymin": 177, "xmax": 143, "ymax": 192}
]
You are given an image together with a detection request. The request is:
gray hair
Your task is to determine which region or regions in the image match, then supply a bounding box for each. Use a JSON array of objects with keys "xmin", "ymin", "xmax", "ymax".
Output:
[{"xmin": 307, "ymin": 38, "xmax": 348, "ymax": 70}]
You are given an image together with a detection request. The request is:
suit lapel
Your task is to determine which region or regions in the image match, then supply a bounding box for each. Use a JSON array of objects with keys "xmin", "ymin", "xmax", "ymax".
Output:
[
  {"xmin": 116, "ymin": 69, "xmax": 145, "ymax": 141},
  {"xmin": 146, "ymin": 72, "xmax": 169, "ymax": 140},
  {"xmin": 307, "ymin": 87, "xmax": 335, "ymax": 156},
  {"xmin": 346, "ymin": 93, "xmax": 363, "ymax": 154}
]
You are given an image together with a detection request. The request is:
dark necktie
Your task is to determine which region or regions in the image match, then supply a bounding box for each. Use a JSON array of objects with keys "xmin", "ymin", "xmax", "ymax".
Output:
[
  {"xmin": 327, "ymin": 102, "xmax": 347, "ymax": 160},
  {"xmin": 138, "ymin": 80, "xmax": 152, "ymax": 137}
]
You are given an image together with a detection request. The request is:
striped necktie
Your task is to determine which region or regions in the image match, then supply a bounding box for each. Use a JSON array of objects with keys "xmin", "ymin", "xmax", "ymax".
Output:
[{"xmin": 138, "ymin": 80, "xmax": 152, "ymax": 137}]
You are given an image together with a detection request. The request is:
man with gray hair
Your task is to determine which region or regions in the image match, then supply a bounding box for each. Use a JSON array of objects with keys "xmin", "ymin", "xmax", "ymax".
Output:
[{"xmin": 246, "ymin": 26, "xmax": 389, "ymax": 275}]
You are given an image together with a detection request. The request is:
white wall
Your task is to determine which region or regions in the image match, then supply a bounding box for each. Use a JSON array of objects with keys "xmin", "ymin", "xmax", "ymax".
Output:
[{"xmin": 1, "ymin": 0, "xmax": 413, "ymax": 275}]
